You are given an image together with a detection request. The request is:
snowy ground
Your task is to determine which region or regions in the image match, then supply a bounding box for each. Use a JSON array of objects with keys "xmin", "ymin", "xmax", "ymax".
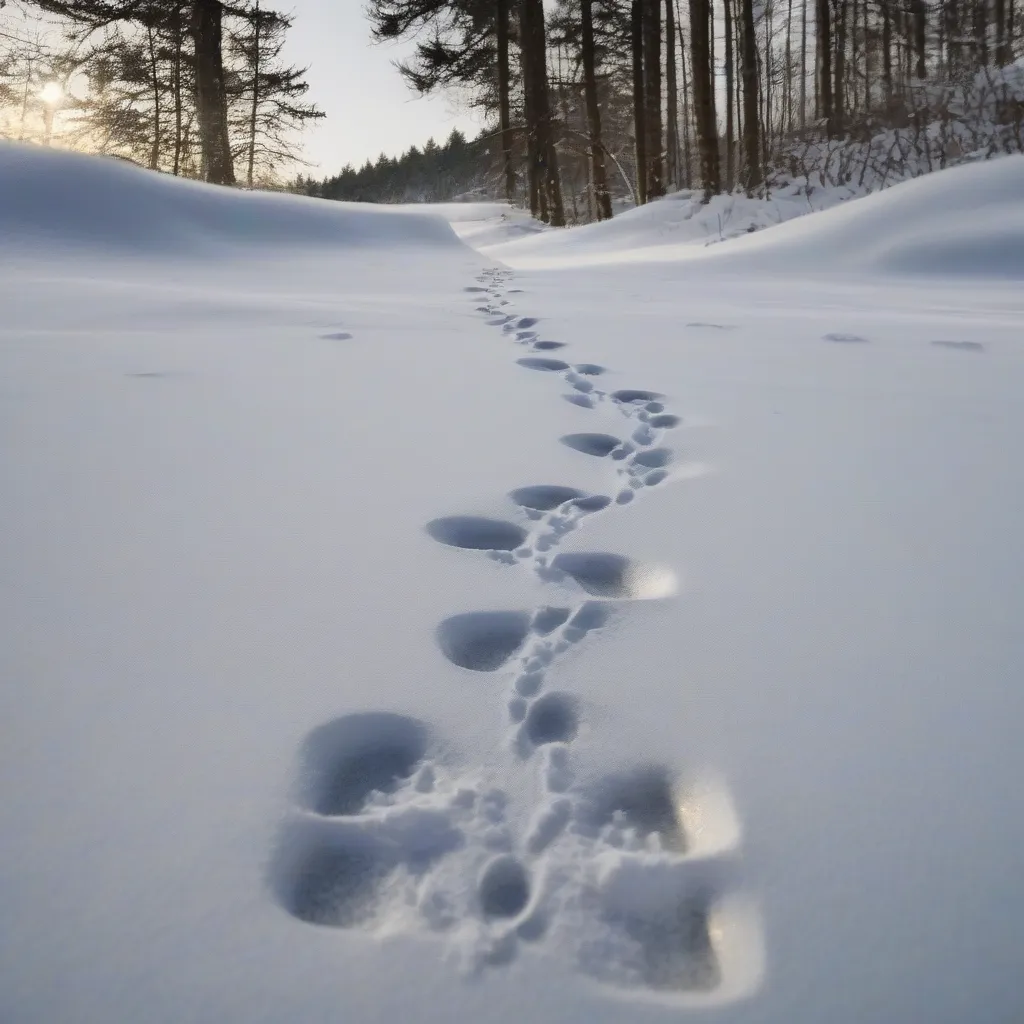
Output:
[{"xmin": 2, "ymin": 143, "xmax": 1024, "ymax": 1024}]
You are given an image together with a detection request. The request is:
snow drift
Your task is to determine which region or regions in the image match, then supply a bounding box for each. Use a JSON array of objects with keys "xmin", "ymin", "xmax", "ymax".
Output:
[
  {"xmin": 0, "ymin": 142, "xmax": 460, "ymax": 257},
  {"xmin": 487, "ymin": 153, "xmax": 1024, "ymax": 279}
]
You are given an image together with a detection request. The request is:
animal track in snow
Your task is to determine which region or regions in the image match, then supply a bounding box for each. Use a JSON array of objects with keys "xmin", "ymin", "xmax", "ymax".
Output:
[
  {"xmin": 523, "ymin": 692, "xmax": 579, "ymax": 746},
  {"xmin": 436, "ymin": 611, "xmax": 532, "ymax": 672},
  {"xmin": 649, "ymin": 413, "xmax": 681, "ymax": 428},
  {"xmin": 298, "ymin": 713, "xmax": 430, "ymax": 816},
  {"xmin": 564, "ymin": 393, "xmax": 596, "ymax": 409},
  {"xmin": 631, "ymin": 447, "xmax": 673, "ymax": 469},
  {"xmin": 319, "ymin": 331, "xmax": 354, "ymax": 341},
  {"xmin": 548, "ymin": 552, "xmax": 678, "ymax": 600},
  {"xmin": 271, "ymin": 266, "xmax": 759, "ymax": 1002},
  {"xmin": 822, "ymin": 332, "xmax": 868, "ymax": 343},
  {"xmin": 611, "ymin": 389, "xmax": 663, "ymax": 404},
  {"xmin": 560, "ymin": 433, "xmax": 622, "ymax": 457},
  {"xmin": 518, "ymin": 357, "xmax": 571, "ymax": 372},
  {"xmin": 479, "ymin": 855, "xmax": 531, "ymax": 919},
  {"xmin": 426, "ymin": 516, "xmax": 527, "ymax": 551}
]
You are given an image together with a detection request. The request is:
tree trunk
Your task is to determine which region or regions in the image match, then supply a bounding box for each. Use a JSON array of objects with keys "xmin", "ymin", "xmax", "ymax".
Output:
[
  {"xmin": 785, "ymin": 0, "xmax": 794, "ymax": 131},
  {"xmin": 800, "ymin": 0, "xmax": 807, "ymax": 126},
  {"xmin": 910, "ymin": 0, "xmax": 927, "ymax": 77},
  {"xmin": 643, "ymin": 0, "xmax": 664, "ymax": 198},
  {"xmin": 882, "ymin": 0, "xmax": 892, "ymax": 97},
  {"xmin": 520, "ymin": 0, "xmax": 564, "ymax": 225},
  {"xmin": 247, "ymin": 0, "xmax": 261, "ymax": 188},
  {"xmin": 581, "ymin": 0, "xmax": 613, "ymax": 219},
  {"xmin": 191, "ymin": 0, "xmax": 235, "ymax": 185},
  {"xmin": 631, "ymin": 0, "xmax": 647, "ymax": 203},
  {"xmin": 689, "ymin": 0, "xmax": 720, "ymax": 199},
  {"xmin": 724, "ymin": 0, "xmax": 735, "ymax": 189},
  {"xmin": 497, "ymin": 0, "xmax": 515, "ymax": 201},
  {"xmin": 675, "ymin": 0, "xmax": 693, "ymax": 188},
  {"xmin": 834, "ymin": 0, "xmax": 846, "ymax": 134},
  {"xmin": 665, "ymin": 0, "xmax": 679, "ymax": 188},
  {"xmin": 995, "ymin": 0, "xmax": 1007, "ymax": 64},
  {"xmin": 147, "ymin": 23, "xmax": 161, "ymax": 170},
  {"xmin": 740, "ymin": 0, "xmax": 761, "ymax": 191},
  {"xmin": 173, "ymin": 5, "xmax": 183, "ymax": 175},
  {"xmin": 816, "ymin": 0, "xmax": 834, "ymax": 135},
  {"xmin": 973, "ymin": 0, "xmax": 988, "ymax": 67}
]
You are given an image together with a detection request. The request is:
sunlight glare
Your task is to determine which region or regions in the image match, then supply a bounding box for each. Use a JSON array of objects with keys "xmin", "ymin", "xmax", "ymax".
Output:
[{"xmin": 40, "ymin": 82, "xmax": 63, "ymax": 106}]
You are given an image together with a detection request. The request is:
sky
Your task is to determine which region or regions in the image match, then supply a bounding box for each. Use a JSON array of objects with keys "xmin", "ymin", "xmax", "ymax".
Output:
[{"xmin": 281, "ymin": 1, "xmax": 484, "ymax": 177}]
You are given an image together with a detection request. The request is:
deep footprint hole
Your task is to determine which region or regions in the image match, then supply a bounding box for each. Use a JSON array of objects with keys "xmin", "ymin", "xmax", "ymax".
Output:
[
  {"xmin": 426, "ymin": 516, "xmax": 527, "ymax": 551},
  {"xmin": 300, "ymin": 713, "xmax": 430, "ymax": 816},
  {"xmin": 615, "ymin": 901, "xmax": 721, "ymax": 992},
  {"xmin": 612, "ymin": 389, "xmax": 663, "ymax": 404},
  {"xmin": 479, "ymin": 855, "xmax": 530, "ymax": 919},
  {"xmin": 584, "ymin": 766, "xmax": 686, "ymax": 851},
  {"xmin": 560, "ymin": 433, "xmax": 621, "ymax": 457},
  {"xmin": 509, "ymin": 485, "xmax": 586, "ymax": 511},
  {"xmin": 277, "ymin": 833, "xmax": 391, "ymax": 929},
  {"xmin": 551, "ymin": 552, "xmax": 677, "ymax": 600},
  {"xmin": 525, "ymin": 692, "xmax": 578, "ymax": 745},
  {"xmin": 632, "ymin": 447, "xmax": 672, "ymax": 469},
  {"xmin": 517, "ymin": 357, "xmax": 570, "ymax": 372},
  {"xmin": 436, "ymin": 611, "xmax": 531, "ymax": 671}
]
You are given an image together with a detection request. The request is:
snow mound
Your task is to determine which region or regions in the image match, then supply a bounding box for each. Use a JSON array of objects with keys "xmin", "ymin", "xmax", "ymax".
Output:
[
  {"xmin": 0, "ymin": 142, "xmax": 461, "ymax": 257},
  {"xmin": 485, "ymin": 154, "xmax": 1024, "ymax": 279},
  {"xmin": 724, "ymin": 153, "xmax": 1024, "ymax": 278}
]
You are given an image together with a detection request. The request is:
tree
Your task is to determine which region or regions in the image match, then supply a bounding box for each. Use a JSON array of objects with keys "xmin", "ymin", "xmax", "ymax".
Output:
[
  {"xmin": 227, "ymin": 0, "xmax": 323, "ymax": 186},
  {"xmin": 689, "ymin": 0, "xmax": 719, "ymax": 198},
  {"xmin": 642, "ymin": 0, "xmax": 663, "ymax": 197},
  {"xmin": 630, "ymin": 0, "xmax": 646, "ymax": 202},
  {"xmin": 740, "ymin": 0, "xmax": 761, "ymax": 190},
  {"xmin": 581, "ymin": 0, "xmax": 612, "ymax": 218},
  {"xmin": 520, "ymin": 0, "xmax": 565, "ymax": 224}
]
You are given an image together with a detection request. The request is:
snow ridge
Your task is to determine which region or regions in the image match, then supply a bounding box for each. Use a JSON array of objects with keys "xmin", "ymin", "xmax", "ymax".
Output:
[{"xmin": 269, "ymin": 267, "xmax": 764, "ymax": 1002}]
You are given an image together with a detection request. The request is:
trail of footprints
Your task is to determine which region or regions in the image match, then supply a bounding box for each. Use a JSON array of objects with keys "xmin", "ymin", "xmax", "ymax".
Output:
[{"xmin": 273, "ymin": 267, "xmax": 763, "ymax": 1002}]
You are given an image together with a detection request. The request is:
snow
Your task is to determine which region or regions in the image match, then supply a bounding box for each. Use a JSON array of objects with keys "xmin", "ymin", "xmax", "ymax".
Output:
[
  {"xmin": 2, "ymin": 143, "xmax": 1024, "ymax": 1024},
  {"xmin": 485, "ymin": 154, "xmax": 1024, "ymax": 277}
]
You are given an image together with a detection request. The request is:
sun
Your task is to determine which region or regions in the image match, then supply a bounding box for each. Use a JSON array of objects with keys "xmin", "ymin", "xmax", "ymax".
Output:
[{"xmin": 39, "ymin": 82, "xmax": 63, "ymax": 106}]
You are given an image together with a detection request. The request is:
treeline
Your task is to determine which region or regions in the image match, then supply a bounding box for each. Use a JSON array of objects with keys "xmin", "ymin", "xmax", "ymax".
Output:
[
  {"xmin": 296, "ymin": 128, "xmax": 491, "ymax": 203},
  {"xmin": 0, "ymin": 0, "xmax": 321, "ymax": 186},
  {"xmin": 365, "ymin": 0, "xmax": 1024, "ymax": 222}
]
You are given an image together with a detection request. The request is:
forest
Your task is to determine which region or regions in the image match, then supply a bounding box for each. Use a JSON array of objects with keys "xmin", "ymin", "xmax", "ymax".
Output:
[
  {"xmin": 343, "ymin": 0, "xmax": 1023, "ymax": 220},
  {"xmin": 2, "ymin": 0, "xmax": 1022, "ymax": 218},
  {"xmin": 0, "ymin": 0, "xmax": 322, "ymax": 186}
]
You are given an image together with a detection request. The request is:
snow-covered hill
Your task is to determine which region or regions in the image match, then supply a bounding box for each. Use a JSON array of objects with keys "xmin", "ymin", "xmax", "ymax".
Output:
[{"xmin": 2, "ymin": 144, "xmax": 1023, "ymax": 1024}]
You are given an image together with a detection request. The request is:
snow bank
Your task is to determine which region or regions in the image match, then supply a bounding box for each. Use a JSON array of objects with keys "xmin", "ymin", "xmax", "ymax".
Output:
[
  {"xmin": 485, "ymin": 154, "xmax": 1024, "ymax": 279},
  {"xmin": 721, "ymin": 152, "xmax": 1024, "ymax": 278},
  {"xmin": 0, "ymin": 142, "xmax": 461, "ymax": 257}
]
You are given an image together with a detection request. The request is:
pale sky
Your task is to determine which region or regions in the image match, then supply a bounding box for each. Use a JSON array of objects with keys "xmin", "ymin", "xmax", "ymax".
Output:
[{"xmin": 281, "ymin": 1, "xmax": 484, "ymax": 176}]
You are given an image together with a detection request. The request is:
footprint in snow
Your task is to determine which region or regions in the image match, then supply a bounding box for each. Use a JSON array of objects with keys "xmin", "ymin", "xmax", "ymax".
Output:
[
  {"xmin": 560, "ymin": 432, "xmax": 621, "ymax": 457},
  {"xmin": 517, "ymin": 357, "xmax": 570, "ymax": 372},
  {"xmin": 273, "ymin": 713, "xmax": 463, "ymax": 929},
  {"xmin": 319, "ymin": 331, "xmax": 354, "ymax": 341},
  {"xmin": 426, "ymin": 516, "xmax": 527, "ymax": 552},
  {"xmin": 534, "ymin": 341, "xmax": 567, "ymax": 351},
  {"xmin": 822, "ymin": 332, "xmax": 868, "ymax": 343},
  {"xmin": 612, "ymin": 389, "xmax": 664, "ymax": 404},
  {"xmin": 563, "ymin": 393, "xmax": 596, "ymax": 409}
]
